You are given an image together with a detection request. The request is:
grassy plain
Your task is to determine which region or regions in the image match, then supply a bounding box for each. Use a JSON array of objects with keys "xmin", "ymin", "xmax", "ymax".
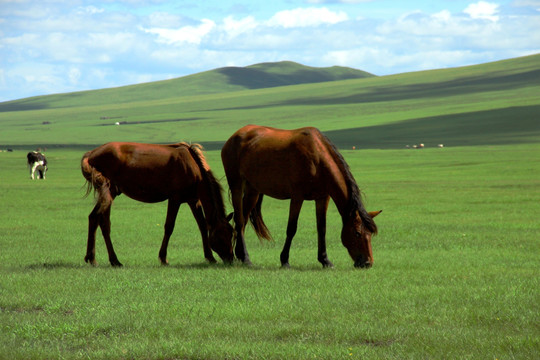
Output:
[{"xmin": 0, "ymin": 144, "xmax": 538, "ymax": 359}]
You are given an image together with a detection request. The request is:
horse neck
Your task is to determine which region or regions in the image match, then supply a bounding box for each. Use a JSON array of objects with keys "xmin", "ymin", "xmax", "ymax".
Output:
[
  {"xmin": 326, "ymin": 165, "xmax": 377, "ymax": 234},
  {"xmin": 328, "ymin": 173, "xmax": 354, "ymax": 221},
  {"xmin": 322, "ymin": 145, "xmax": 377, "ymax": 233}
]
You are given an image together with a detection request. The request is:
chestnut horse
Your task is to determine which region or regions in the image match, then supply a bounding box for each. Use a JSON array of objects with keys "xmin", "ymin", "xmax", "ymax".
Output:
[
  {"xmin": 221, "ymin": 125, "xmax": 381, "ymax": 268},
  {"xmin": 81, "ymin": 142, "xmax": 234, "ymax": 267}
]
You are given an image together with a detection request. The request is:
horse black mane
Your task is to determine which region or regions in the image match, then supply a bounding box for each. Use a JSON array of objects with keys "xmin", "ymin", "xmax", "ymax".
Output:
[
  {"xmin": 185, "ymin": 143, "xmax": 228, "ymax": 224},
  {"xmin": 320, "ymin": 133, "xmax": 378, "ymax": 234}
]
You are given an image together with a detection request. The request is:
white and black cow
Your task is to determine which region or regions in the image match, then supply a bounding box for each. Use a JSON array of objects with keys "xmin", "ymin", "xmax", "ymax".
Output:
[{"xmin": 27, "ymin": 151, "xmax": 48, "ymax": 180}]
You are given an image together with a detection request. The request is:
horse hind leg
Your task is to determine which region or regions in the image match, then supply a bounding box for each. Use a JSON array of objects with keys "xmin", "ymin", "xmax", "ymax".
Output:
[
  {"xmin": 85, "ymin": 203, "xmax": 100, "ymax": 266},
  {"xmin": 86, "ymin": 183, "xmax": 122, "ymax": 267},
  {"xmin": 99, "ymin": 202, "xmax": 122, "ymax": 267},
  {"xmin": 230, "ymin": 184, "xmax": 251, "ymax": 265}
]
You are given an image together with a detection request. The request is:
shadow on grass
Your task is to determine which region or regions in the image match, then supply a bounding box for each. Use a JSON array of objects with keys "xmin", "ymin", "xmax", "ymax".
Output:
[
  {"xmin": 0, "ymin": 99, "xmax": 49, "ymax": 112},
  {"xmin": 324, "ymin": 105, "xmax": 540, "ymax": 149},
  {"xmin": 280, "ymin": 69, "xmax": 540, "ymax": 106},
  {"xmin": 5, "ymin": 104, "xmax": 539, "ymax": 151},
  {"xmin": 205, "ymin": 69, "xmax": 540, "ymax": 112},
  {"xmin": 26, "ymin": 262, "xmax": 83, "ymax": 270},
  {"xmin": 217, "ymin": 65, "xmax": 372, "ymax": 90},
  {"xmin": 20, "ymin": 260, "xmax": 368, "ymax": 272}
]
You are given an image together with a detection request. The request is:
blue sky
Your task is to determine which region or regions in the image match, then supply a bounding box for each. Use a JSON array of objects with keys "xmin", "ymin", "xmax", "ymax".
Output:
[{"xmin": 1, "ymin": 0, "xmax": 539, "ymax": 102}]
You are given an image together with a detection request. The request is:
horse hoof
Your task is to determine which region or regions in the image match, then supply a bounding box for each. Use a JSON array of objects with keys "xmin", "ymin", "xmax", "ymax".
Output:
[
  {"xmin": 280, "ymin": 263, "xmax": 291, "ymax": 269},
  {"xmin": 84, "ymin": 256, "xmax": 97, "ymax": 266},
  {"xmin": 242, "ymin": 259, "xmax": 253, "ymax": 267}
]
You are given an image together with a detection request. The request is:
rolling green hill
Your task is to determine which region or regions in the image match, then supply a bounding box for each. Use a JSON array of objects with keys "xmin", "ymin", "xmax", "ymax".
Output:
[
  {"xmin": 0, "ymin": 61, "xmax": 373, "ymax": 112},
  {"xmin": 0, "ymin": 54, "xmax": 539, "ymax": 149}
]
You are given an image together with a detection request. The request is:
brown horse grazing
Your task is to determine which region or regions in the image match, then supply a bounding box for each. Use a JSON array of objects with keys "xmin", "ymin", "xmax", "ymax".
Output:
[
  {"xmin": 81, "ymin": 142, "xmax": 234, "ymax": 267},
  {"xmin": 221, "ymin": 125, "xmax": 381, "ymax": 268}
]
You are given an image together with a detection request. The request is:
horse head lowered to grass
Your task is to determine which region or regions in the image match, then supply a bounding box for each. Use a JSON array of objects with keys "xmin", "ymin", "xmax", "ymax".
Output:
[
  {"xmin": 221, "ymin": 125, "xmax": 381, "ymax": 268},
  {"xmin": 81, "ymin": 142, "xmax": 234, "ymax": 267}
]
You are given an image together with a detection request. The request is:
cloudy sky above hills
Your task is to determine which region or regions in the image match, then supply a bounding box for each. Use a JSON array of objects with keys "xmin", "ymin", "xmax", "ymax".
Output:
[{"xmin": 1, "ymin": 0, "xmax": 539, "ymax": 102}]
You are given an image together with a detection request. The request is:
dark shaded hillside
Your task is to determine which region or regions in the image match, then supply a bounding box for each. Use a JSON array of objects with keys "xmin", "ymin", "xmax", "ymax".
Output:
[
  {"xmin": 235, "ymin": 61, "xmax": 373, "ymax": 88},
  {"xmin": 275, "ymin": 69, "xmax": 540, "ymax": 107},
  {"xmin": 324, "ymin": 105, "xmax": 540, "ymax": 149}
]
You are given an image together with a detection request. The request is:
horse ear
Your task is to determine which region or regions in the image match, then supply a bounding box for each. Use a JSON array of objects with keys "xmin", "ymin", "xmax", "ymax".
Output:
[
  {"xmin": 369, "ymin": 210, "xmax": 382, "ymax": 218},
  {"xmin": 226, "ymin": 212, "xmax": 234, "ymax": 222}
]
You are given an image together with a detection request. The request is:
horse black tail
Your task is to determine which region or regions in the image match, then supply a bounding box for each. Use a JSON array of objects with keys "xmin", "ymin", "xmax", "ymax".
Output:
[
  {"xmin": 249, "ymin": 194, "xmax": 272, "ymax": 241},
  {"xmin": 81, "ymin": 152, "xmax": 98, "ymax": 198}
]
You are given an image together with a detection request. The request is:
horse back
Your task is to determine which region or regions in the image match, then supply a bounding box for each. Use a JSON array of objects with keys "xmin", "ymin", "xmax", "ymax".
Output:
[
  {"xmin": 83, "ymin": 142, "xmax": 202, "ymax": 202},
  {"xmin": 222, "ymin": 125, "xmax": 340, "ymax": 200}
]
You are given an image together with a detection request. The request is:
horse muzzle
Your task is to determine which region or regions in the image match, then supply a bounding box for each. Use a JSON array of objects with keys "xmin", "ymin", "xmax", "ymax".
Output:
[{"xmin": 354, "ymin": 256, "xmax": 373, "ymax": 269}]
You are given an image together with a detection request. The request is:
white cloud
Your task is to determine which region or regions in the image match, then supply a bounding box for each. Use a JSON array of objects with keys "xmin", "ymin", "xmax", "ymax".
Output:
[
  {"xmin": 464, "ymin": 1, "xmax": 500, "ymax": 21},
  {"xmin": 68, "ymin": 67, "xmax": 81, "ymax": 85},
  {"xmin": 222, "ymin": 15, "xmax": 258, "ymax": 38},
  {"xmin": 432, "ymin": 10, "xmax": 452, "ymax": 22},
  {"xmin": 141, "ymin": 19, "xmax": 216, "ymax": 45},
  {"xmin": 2, "ymin": 1, "xmax": 540, "ymax": 101},
  {"xmin": 75, "ymin": 6, "xmax": 104, "ymax": 16},
  {"xmin": 512, "ymin": 0, "xmax": 540, "ymax": 7},
  {"xmin": 268, "ymin": 7, "xmax": 349, "ymax": 28},
  {"xmin": 146, "ymin": 12, "xmax": 184, "ymax": 28},
  {"xmin": 306, "ymin": 0, "xmax": 373, "ymax": 3}
]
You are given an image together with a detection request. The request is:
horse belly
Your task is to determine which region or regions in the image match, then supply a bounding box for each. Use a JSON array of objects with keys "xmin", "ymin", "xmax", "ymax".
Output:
[
  {"xmin": 97, "ymin": 164, "xmax": 196, "ymax": 204},
  {"xmin": 117, "ymin": 169, "xmax": 196, "ymax": 203},
  {"xmin": 120, "ymin": 186, "xmax": 170, "ymax": 203}
]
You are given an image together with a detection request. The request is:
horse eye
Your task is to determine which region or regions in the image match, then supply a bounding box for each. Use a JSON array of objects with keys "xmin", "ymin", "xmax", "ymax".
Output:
[{"xmin": 355, "ymin": 231, "xmax": 361, "ymax": 238}]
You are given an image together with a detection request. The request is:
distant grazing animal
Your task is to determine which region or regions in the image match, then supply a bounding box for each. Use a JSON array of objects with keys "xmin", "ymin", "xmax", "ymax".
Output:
[
  {"xmin": 221, "ymin": 125, "xmax": 381, "ymax": 268},
  {"xmin": 81, "ymin": 142, "xmax": 234, "ymax": 267},
  {"xmin": 27, "ymin": 151, "xmax": 48, "ymax": 179}
]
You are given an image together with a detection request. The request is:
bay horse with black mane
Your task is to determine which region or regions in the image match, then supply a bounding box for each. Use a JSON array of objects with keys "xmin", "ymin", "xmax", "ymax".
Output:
[
  {"xmin": 221, "ymin": 125, "xmax": 381, "ymax": 268},
  {"xmin": 81, "ymin": 142, "xmax": 234, "ymax": 267}
]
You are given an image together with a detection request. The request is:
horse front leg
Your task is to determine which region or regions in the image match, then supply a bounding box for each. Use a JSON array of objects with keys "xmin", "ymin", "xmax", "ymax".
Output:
[
  {"xmin": 158, "ymin": 199, "xmax": 181, "ymax": 265},
  {"xmin": 280, "ymin": 199, "xmax": 303, "ymax": 268},
  {"xmin": 316, "ymin": 197, "xmax": 333, "ymax": 268},
  {"xmin": 188, "ymin": 200, "xmax": 216, "ymax": 264}
]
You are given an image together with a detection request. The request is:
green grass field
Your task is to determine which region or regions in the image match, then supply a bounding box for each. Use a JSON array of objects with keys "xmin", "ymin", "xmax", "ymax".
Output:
[
  {"xmin": 0, "ymin": 145, "xmax": 538, "ymax": 359},
  {"xmin": 1, "ymin": 54, "xmax": 539, "ymax": 359}
]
